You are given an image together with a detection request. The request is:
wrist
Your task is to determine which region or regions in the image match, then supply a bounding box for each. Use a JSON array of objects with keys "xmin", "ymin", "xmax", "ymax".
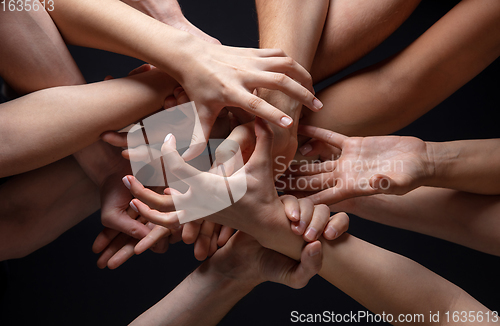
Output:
[
  {"xmin": 194, "ymin": 259, "xmax": 259, "ymax": 294},
  {"xmin": 423, "ymin": 141, "xmax": 457, "ymax": 188}
]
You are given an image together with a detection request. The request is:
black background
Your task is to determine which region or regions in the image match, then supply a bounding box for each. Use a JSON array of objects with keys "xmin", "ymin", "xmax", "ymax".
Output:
[{"xmin": 1, "ymin": 0, "xmax": 499, "ymax": 325}]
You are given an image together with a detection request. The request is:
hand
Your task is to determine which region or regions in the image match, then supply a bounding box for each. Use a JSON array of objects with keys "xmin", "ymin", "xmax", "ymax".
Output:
[
  {"xmin": 93, "ymin": 216, "xmax": 178, "ymax": 269},
  {"xmin": 279, "ymin": 125, "xmax": 434, "ymax": 205},
  {"xmin": 121, "ymin": 0, "xmax": 221, "ymax": 45},
  {"xmin": 175, "ymin": 42, "xmax": 322, "ymax": 160},
  {"xmin": 207, "ymin": 231, "xmax": 322, "ymax": 289},
  {"xmin": 280, "ymin": 195, "xmax": 349, "ymax": 242},
  {"xmin": 126, "ymin": 117, "xmax": 293, "ymax": 252}
]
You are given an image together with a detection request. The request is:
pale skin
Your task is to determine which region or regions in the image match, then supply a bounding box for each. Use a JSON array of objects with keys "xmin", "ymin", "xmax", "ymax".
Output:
[
  {"xmin": 49, "ymin": 0, "xmax": 322, "ymax": 159},
  {"xmin": 130, "ymin": 231, "xmax": 323, "ymax": 326},
  {"xmin": 0, "ymin": 10, "xmax": 174, "ymax": 253},
  {"xmin": 281, "ymin": 125, "xmax": 500, "ymax": 205},
  {"xmin": 249, "ymin": 0, "xmax": 422, "ymax": 168},
  {"xmin": 130, "ymin": 119, "xmax": 497, "ymax": 325}
]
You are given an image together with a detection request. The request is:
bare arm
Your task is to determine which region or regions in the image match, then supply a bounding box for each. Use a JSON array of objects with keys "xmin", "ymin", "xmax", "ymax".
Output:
[
  {"xmin": 0, "ymin": 157, "xmax": 99, "ymax": 260},
  {"xmin": 0, "ymin": 69, "xmax": 177, "ymax": 177},
  {"xmin": 330, "ymin": 187, "xmax": 500, "ymax": 257},
  {"xmin": 254, "ymin": 0, "xmax": 329, "ymax": 173},
  {"xmin": 133, "ymin": 119, "xmax": 496, "ymax": 325},
  {"xmin": 303, "ymin": 0, "xmax": 500, "ymax": 136}
]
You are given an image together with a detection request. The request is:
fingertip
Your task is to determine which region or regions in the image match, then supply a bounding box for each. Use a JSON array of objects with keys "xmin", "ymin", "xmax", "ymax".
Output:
[{"xmin": 323, "ymin": 226, "xmax": 339, "ymax": 240}]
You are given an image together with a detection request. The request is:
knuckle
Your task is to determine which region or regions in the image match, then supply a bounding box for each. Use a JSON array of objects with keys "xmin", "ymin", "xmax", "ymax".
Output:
[
  {"xmin": 273, "ymin": 73, "xmax": 287, "ymax": 86},
  {"xmin": 247, "ymin": 96, "xmax": 263, "ymax": 111}
]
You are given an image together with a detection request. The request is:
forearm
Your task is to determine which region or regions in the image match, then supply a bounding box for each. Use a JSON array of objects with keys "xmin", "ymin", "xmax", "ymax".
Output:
[
  {"xmin": 0, "ymin": 70, "xmax": 178, "ymax": 177},
  {"xmin": 304, "ymin": 0, "xmax": 500, "ymax": 136},
  {"xmin": 242, "ymin": 206, "xmax": 492, "ymax": 325},
  {"xmin": 255, "ymin": 0, "xmax": 329, "ymax": 169},
  {"xmin": 0, "ymin": 157, "xmax": 99, "ymax": 260},
  {"xmin": 50, "ymin": 0, "xmax": 195, "ymax": 81},
  {"xmin": 426, "ymin": 139, "xmax": 500, "ymax": 195},
  {"xmin": 333, "ymin": 187, "xmax": 500, "ymax": 256},
  {"xmin": 130, "ymin": 264, "xmax": 254, "ymax": 326},
  {"xmin": 0, "ymin": 9, "xmax": 85, "ymax": 95},
  {"xmin": 319, "ymin": 234, "xmax": 494, "ymax": 325}
]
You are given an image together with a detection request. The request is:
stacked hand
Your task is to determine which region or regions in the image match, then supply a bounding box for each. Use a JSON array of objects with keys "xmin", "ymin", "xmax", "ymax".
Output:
[{"xmin": 279, "ymin": 125, "xmax": 435, "ymax": 205}]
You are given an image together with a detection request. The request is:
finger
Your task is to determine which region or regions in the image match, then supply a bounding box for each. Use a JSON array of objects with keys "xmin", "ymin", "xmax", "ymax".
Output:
[
  {"xmin": 131, "ymin": 198, "xmax": 182, "ymax": 229},
  {"xmin": 122, "ymin": 145, "xmax": 153, "ymax": 162},
  {"xmin": 307, "ymin": 186, "xmax": 347, "ymax": 206},
  {"xmin": 193, "ymin": 221, "xmax": 215, "ymax": 261},
  {"xmin": 280, "ymin": 195, "xmax": 300, "ymax": 222},
  {"xmin": 182, "ymin": 106, "xmax": 212, "ymax": 162},
  {"xmin": 161, "ymin": 134, "xmax": 204, "ymax": 184},
  {"xmin": 280, "ymin": 173, "xmax": 336, "ymax": 192},
  {"xmin": 104, "ymin": 75, "xmax": 114, "ymax": 81},
  {"xmin": 128, "ymin": 64, "xmax": 153, "ymax": 76},
  {"xmin": 292, "ymin": 198, "xmax": 314, "ymax": 236},
  {"xmin": 288, "ymin": 240, "xmax": 322, "ymax": 289},
  {"xmin": 92, "ymin": 227, "xmax": 120, "ymax": 254},
  {"xmin": 101, "ymin": 208, "xmax": 152, "ymax": 241},
  {"xmin": 298, "ymin": 125, "xmax": 348, "ymax": 149},
  {"xmin": 217, "ymin": 225, "xmax": 234, "ymax": 247},
  {"xmin": 236, "ymin": 91, "xmax": 294, "ymax": 129},
  {"xmin": 284, "ymin": 161, "xmax": 337, "ymax": 176},
  {"xmin": 246, "ymin": 117, "xmax": 274, "ymax": 171},
  {"xmin": 257, "ymin": 56, "xmax": 314, "ymax": 93},
  {"xmin": 208, "ymin": 228, "xmax": 219, "ymax": 257},
  {"xmin": 298, "ymin": 140, "xmax": 342, "ymax": 160},
  {"xmin": 107, "ymin": 237, "xmax": 139, "ymax": 269},
  {"xmin": 124, "ymin": 175, "xmax": 175, "ymax": 212},
  {"xmin": 323, "ymin": 212, "xmax": 350, "ymax": 240},
  {"xmin": 101, "ymin": 131, "xmax": 128, "ymax": 148},
  {"xmin": 135, "ymin": 225, "xmax": 172, "ymax": 254},
  {"xmin": 169, "ymin": 226, "xmax": 183, "ymax": 244},
  {"xmin": 96, "ymin": 232, "xmax": 133, "ymax": 269},
  {"xmin": 247, "ymin": 71, "xmax": 321, "ymax": 112},
  {"xmin": 303, "ymin": 204, "xmax": 330, "ymax": 242},
  {"xmin": 182, "ymin": 221, "xmax": 203, "ymax": 245},
  {"xmin": 150, "ymin": 236, "xmax": 169, "ymax": 254}
]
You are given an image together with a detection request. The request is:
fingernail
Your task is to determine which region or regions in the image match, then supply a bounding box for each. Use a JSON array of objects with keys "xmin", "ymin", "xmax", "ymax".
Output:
[
  {"xmin": 291, "ymin": 210, "xmax": 299, "ymax": 221},
  {"xmin": 122, "ymin": 176, "xmax": 131, "ymax": 189},
  {"xmin": 304, "ymin": 227, "xmax": 318, "ymax": 241},
  {"xmin": 298, "ymin": 220, "xmax": 307, "ymax": 234},
  {"xmin": 129, "ymin": 200, "xmax": 138, "ymax": 213},
  {"xmin": 164, "ymin": 133, "xmax": 173, "ymax": 143},
  {"xmin": 313, "ymin": 98, "xmax": 323, "ymax": 110},
  {"xmin": 324, "ymin": 226, "xmax": 338, "ymax": 239},
  {"xmin": 299, "ymin": 144, "xmax": 312, "ymax": 156},
  {"xmin": 280, "ymin": 116, "xmax": 293, "ymax": 127},
  {"xmin": 309, "ymin": 246, "xmax": 320, "ymax": 257}
]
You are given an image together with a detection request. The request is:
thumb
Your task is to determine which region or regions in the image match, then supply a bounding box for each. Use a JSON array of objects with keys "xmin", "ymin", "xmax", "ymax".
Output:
[{"xmin": 246, "ymin": 117, "xmax": 274, "ymax": 171}]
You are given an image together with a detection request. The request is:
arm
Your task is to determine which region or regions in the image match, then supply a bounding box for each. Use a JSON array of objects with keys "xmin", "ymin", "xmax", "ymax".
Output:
[
  {"xmin": 119, "ymin": 0, "xmax": 219, "ymax": 44},
  {"xmin": 0, "ymin": 157, "xmax": 99, "ymax": 260},
  {"xmin": 283, "ymin": 126, "xmax": 500, "ymax": 206},
  {"xmin": 303, "ymin": 0, "xmax": 500, "ymax": 136},
  {"xmin": 49, "ymin": 0, "xmax": 319, "ymax": 159},
  {"xmin": 330, "ymin": 187, "xmax": 500, "ymax": 257},
  {"xmin": 132, "ymin": 119, "xmax": 497, "ymax": 325},
  {"xmin": 0, "ymin": 69, "xmax": 177, "ymax": 177},
  {"xmin": 130, "ymin": 232, "xmax": 323, "ymax": 326},
  {"xmin": 254, "ymin": 0, "xmax": 328, "ymax": 173}
]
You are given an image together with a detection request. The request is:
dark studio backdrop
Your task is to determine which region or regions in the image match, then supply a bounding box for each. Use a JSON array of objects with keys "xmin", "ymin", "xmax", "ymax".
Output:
[{"xmin": 1, "ymin": 0, "xmax": 499, "ymax": 325}]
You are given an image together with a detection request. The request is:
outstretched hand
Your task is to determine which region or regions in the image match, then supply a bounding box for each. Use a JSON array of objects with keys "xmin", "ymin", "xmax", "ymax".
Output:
[{"xmin": 280, "ymin": 125, "xmax": 434, "ymax": 205}]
